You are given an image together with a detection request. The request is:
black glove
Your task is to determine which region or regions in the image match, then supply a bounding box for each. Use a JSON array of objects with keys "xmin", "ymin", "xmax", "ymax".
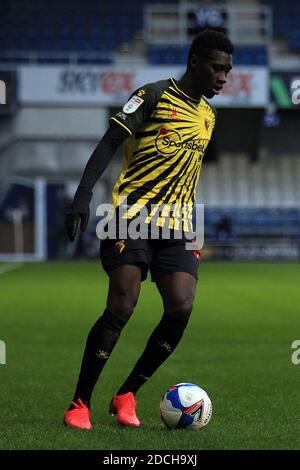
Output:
[{"xmin": 65, "ymin": 188, "xmax": 92, "ymax": 242}]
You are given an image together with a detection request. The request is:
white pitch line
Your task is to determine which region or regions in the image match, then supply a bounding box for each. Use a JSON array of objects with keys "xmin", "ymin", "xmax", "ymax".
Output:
[{"xmin": 0, "ymin": 263, "xmax": 23, "ymax": 275}]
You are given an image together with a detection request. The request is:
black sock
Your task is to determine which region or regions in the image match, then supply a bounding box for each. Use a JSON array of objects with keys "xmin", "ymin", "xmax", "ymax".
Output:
[
  {"xmin": 69, "ymin": 309, "xmax": 126, "ymax": 409},
  {"xmin": 117, "ymin": 312, "xmax": 189, "ymax": 396}
]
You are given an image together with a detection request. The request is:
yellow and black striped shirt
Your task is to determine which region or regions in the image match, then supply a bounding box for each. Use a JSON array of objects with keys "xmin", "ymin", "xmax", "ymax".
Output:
[{"xmin": 110, "ymin": 78, "xmax": 216, "ymax": 233}]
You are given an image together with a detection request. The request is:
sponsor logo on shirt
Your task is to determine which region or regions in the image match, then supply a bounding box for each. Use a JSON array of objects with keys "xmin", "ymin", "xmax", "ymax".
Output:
[{"xmin": 155, "ymin": 127, "xmax": 205, "ymax": 157}]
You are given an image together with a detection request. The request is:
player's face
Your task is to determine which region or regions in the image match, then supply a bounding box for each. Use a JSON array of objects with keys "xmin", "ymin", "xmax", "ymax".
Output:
[{"xmin": 190, "ymin": 50, "xmax": 232, "ymax": 99}]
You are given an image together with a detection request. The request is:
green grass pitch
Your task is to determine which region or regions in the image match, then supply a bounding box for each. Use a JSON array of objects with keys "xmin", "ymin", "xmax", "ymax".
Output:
[{"xmin": 0, "ymin": 261, "xmax": 299, "ymax": 450}]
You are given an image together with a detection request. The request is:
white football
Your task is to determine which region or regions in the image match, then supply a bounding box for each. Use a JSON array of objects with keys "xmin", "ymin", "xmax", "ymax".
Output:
[{"xmin": 160, "ymin": 383, "xmax": 212, "ymax": 430}]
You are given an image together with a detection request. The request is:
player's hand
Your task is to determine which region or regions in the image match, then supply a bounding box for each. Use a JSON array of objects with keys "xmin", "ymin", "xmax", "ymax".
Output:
[
  {"xmin": 65, "ymin": 209, "xmax": 90, "ymax": 242},
  {"xmin": 65, "ymin": 187, "xmax": 92, "ymax": 242}
]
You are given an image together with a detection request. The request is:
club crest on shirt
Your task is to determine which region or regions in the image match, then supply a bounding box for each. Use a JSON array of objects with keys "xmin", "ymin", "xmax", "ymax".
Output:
[
  {"xmin": 123, "ymin": 95, "xmax": 144, "ymax": 114},
  {"xmin": 115, "ymin": 240, "xmax": 126, "ymax": 253},
  {"xmin": 169, "ymin": 107, "xmax": 180, "ymax": 120},
  {"xmin": 204, "ymin": 119, "xmax": 210, "ymax": 131}
]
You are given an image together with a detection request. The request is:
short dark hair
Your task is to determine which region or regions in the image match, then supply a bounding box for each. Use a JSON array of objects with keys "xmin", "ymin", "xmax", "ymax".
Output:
[{"xmin": 188, "ymin": 29, "xmax": 234, "ymax": 63}]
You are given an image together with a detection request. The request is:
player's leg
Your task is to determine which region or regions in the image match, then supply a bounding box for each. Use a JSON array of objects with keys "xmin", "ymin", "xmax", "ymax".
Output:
[
  {"xmin": 116, "ymin": 272, "xmax": 196, "ymax": 399},
  {"xmin": 64, "ymin": 264, "xmax": 141, "ymax": 429}
]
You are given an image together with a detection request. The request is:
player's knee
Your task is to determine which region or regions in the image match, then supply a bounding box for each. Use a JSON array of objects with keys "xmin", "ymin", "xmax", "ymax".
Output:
[
  {"xmin": 165, "ymin": 297, "xmax": 194, "ymax": 320},
  {"xmin": 113, "ymin": 302, "xmax": 135, "ymax": 323}
]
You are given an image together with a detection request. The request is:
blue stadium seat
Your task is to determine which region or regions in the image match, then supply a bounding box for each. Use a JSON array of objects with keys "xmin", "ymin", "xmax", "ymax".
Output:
[
  {"xmin": 264, "ymin": 0, "xmax": 300, "ymax": 51},
  {"xmin": 147, "ymin": 45, "xmax": 268, "ymax": 65},
  {"xmin": 204, "ymin": 208, "xmax": 300, "ymax": 240},
  {"xmin": 0, "ymin": 0, "xmax": 144, "ymax": 61}
]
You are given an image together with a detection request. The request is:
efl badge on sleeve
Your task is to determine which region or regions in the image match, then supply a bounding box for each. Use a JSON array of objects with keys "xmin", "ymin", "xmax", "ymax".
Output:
[{"xmin": 123, "ymin": 95, "xmax": 144, "ymax": 114}]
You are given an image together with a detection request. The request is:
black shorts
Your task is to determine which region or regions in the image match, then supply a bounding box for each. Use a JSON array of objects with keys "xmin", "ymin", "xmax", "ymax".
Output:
[{"xmin": 100, "ymin": 234, "xmax": 201, "ymax": 283}]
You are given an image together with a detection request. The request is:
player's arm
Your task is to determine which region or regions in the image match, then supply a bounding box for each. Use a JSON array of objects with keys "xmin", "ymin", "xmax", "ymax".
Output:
[
  {"xmin": 66, "ymin": 84, "xmax": 160, "ymax": 242},
  {"xmin": 65, "ymin": 123, "xmax": 128, "ymax": 242},
  {"xmin": 66, "ymin": 84, "xmax": 161, "ymax": 241}
]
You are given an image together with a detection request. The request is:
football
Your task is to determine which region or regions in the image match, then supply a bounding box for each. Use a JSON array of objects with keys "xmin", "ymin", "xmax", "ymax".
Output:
[{"xmin": 160, "ymin": 383, "xmax": 212, "ymax": 430}]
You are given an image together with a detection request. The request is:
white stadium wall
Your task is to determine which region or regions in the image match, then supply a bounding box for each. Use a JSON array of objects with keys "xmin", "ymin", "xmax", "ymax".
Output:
[
  {"xmin": 1, "ymin": 107, "xmax": 108, "ymax": 180},
  {"xmin": 14, "ymin": 107, "xmax": 108, "ymax": 139}
]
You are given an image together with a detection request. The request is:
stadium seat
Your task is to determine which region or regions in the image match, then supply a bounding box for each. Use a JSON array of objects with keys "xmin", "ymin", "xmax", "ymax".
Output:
[
  {"xmin": 147, "ymin": 45, "xmax": 268, "ymax": 65},
  {"xmin": 263, "ymin": 0, "xmax": 300, "ymax": 51},
  {"xmin": 0, "ymin": 0, "xmax": 144, "ymax": 61}
]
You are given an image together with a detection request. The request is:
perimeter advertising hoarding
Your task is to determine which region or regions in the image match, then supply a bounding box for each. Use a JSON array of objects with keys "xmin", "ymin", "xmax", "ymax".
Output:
[
  {"xmin": 19, "ymin": 65, "xmax": 268, "ymax": 108},
  {"xmin": 270, "ymin": 72, "xmax": 300, "ymax": 107},
  {"xmin": 0, "ymin": 70, "xmax": 18, "ymax": 114}
]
